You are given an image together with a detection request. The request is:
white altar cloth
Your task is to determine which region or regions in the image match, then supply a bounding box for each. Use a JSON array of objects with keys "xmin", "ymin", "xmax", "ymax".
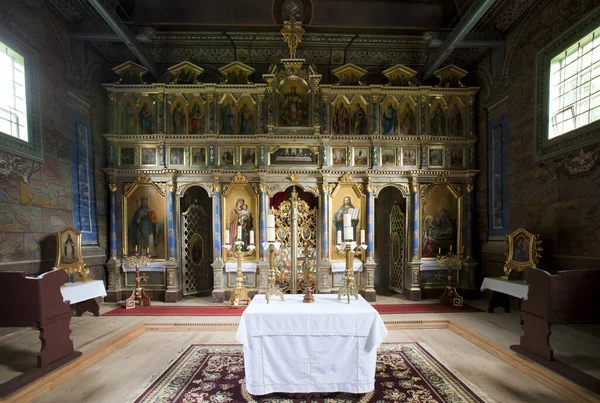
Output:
[
  {"xmin": 236, "ymin": 294, "xmax": 388, "ymax": 395},
  {"xmin": 480, "ymin": 277, "xmax": 529, "ymax": 300},
  {"xmin": 60, "ymin": 280, "xmax": 107, "ymax": 304}
]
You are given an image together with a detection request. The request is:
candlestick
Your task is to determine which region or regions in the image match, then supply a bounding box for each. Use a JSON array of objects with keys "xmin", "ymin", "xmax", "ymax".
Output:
[
  {"xmin": 343, "ymin": 213, "xmax": 351, "ymax": 227},
  {"xmin": 249, "ymin": 230, "xmax": 254, "ymax": 244},
  {"xmin": 360, "ymin": 229, "xmax": 365, "ymax": 245},
  {"xmin": 225, "ymin": 229, "xmax": 230, "ymax": 245},
  {"xmin": 336, "ymin": 230, "xmax": 342, "ymax": 245},
  {"xmin": 237, "ymin": 225, "xmax": 242, "ymax": 241}
]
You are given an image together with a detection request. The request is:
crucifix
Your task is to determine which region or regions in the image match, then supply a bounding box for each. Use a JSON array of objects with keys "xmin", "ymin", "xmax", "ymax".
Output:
[{"xmin": 280, "ymin": 17, "xmax": 305, "ymax": 59}]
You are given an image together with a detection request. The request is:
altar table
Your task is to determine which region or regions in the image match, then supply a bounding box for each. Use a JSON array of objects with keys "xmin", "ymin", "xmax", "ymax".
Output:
[
  {"xmin": 480, "ymin": 277, "xmax": 528, "ymax": 313},
  {"xmin": 236, "ymin": 294, "xmax": 388, "ymax": 395}
]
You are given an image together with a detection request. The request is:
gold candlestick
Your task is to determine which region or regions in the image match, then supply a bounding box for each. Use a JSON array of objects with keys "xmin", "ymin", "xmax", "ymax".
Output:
[
  {"xmin": 122, "ymin": 250, "xmax": 151, "ymax": 309},
  {"xmin": 224, "ymin": 241, "xmax": 255, "ymax": 308},
  {"xmin": 300, "ymin": 242, "xmax": 315, "ymax": 303},
  {"xmin": 265, "ymin": 243, "xmax": 284, "ymax": 304},
  {"xmin": 337, "ymin": 240, "xmax": 367, "ymax": 303},
  {"xmin": 436, "ymin": 250, "xmax": 465, "ymax": 307}
]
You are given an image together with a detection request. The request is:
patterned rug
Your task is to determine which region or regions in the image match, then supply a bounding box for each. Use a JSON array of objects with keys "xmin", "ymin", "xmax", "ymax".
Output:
[
  {"xmin": 103, "ymin": 303, "xmax": 482, "ymax": 316},
  {"xmin": 134, "ymin": 343, "xmax": 485, "ymax": 402}
]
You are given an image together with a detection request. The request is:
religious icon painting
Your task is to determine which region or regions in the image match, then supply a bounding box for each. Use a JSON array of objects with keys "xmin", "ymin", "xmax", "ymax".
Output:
[
  {"xmin": 428, "ymin": 148, "xmax": 444, "ymax": 168},
  {"xmin": 331, "ymin": 147, "xmax": 348, "ymax": 166},
  {"xmin": 54, "ymin": 227, "xmax": 83, "ymax": 269},
  {"xmin": 124, "ymin": 182, "xmax": 167, "ymax": 259},
  {"xmin": 329, "ymin": 183, "xmax": 365, "ymax": 261},
  {"xmin": 449, "ymin": 149, "xmax": 464, "ymax": 168},
  {"xmin": 169, "ymin": 147, "xmax": 185, "ymax": 166},
  {"xmin": 188, "ymin": 96, "xmax": 205, "ymax": 135},
  {"xmin": 119, "ymin": 147, "xmax": 136, "ymax": 166},
  {"xmin": 380, "ymin": 147, "xmax": 396, "ymax": 166},
  {"xmin": 401, "ymin": 148, "xmax": 418, "ymax": 167},
  {"xmin": 219, "ymin": 146, "xmax": 236, "ymax": 166},
  {"xmin": 237, "ymin": 96, "xmax": 255, "ymax": 135},
  {"xmin": 141, "ymin": 147, "xmax": 157, "ymax": 165},
  {"xmin": 429, "ymin": 99, "xmax": 448, "ymax": 136},
  {"xmin": 420, "ymin": 183, "xmax": 460, "ymax": 259},
  {"xmin": 222, "ymin": 182, "xmax": 258, "ymax": 257},
  {"xmin": 137, "ymin": 97, "xmax": 154, "ymax": 134},
  {"xmin": 191, "ymin": 147, "xmax": 207, "ymax": 165},
  {"xmin": 170, "ymin": 96, "xmax": 188, "ymax": 134},
  {"xmin": 219, "ymin": 95, "xmax": 237, "ymax": 134},
  {"xmin": 240, "ymin": 147, "xmax": 256, "ymax": 165},
  {"xmin": 120, "ymin": 94, "xmax": 138, "ymax": 135},
  {"xmin": 278, "ymin": 78, "xmax": 309, "ymax": 127},
  {"xmin": 269, "ymin": 147, "xmax": 318, "ymax": 165},
  {"xmin": 352, "ymin": 147, "xmax": 369, "ymax": 167}
]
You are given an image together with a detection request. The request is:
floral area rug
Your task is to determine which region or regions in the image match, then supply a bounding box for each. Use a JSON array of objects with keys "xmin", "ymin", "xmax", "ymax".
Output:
[{"xmin": 134, "ymin": 343, "xmax": 485, "ymax": 403}]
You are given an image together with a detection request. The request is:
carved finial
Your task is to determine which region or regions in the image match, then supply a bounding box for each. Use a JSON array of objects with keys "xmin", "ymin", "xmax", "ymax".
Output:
[
  {"xmin": 231, "ymin": 171, "xmax": 247, "ymax": 183},
  {"xmin": 281, "ymin": 17, "xmax": 305, "ymax": 59},
  {"xmin": 340, "ymin": 172, "xmax": 353, "ymax": 183}
]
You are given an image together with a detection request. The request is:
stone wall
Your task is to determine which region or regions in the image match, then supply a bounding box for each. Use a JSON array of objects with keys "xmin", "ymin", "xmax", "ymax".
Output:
[
  {"xmin": 0, "ymin": 0, "xmax": 108, "ymax": 276},
  {"xmin": 476, "ymin": 0, "xmax": 600, "ymax": 273}
]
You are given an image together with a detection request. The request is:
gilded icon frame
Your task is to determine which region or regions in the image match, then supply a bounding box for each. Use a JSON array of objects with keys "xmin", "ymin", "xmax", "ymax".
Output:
[
  {"xmin": 53, "ymin": 227, "xmax": 90, "ymax": 281},
  {"xmin": 503, "ymin": 228, "xmax": 542, "ymax": 279}
]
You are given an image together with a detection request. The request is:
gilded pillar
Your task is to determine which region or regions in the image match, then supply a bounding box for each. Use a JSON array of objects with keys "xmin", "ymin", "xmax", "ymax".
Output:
[
  {"xmin": 322, "ymin": 94, "xmax": 329, "ymax": 135},
  {"xmin": 366, "ymin": 185, "xmax": 375, "ymax": 262},
  {"xmin": 321, "ymin": 183, "xmax": 329, "ymax": 261},
  {"xmin": 408, "ymin": 182, "xmax": 421, "ymax": 300},
  {"xmin": 109, "ymin": 183, "xmax": 118, "ymax": 260},
  {"xmin": 259, "ymin": 184, "xmax": 267, "ymax": 259}
]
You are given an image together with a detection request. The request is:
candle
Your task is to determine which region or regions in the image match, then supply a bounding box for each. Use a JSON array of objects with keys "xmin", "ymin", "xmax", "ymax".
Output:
[
  {"xmin": 344, "ymin": 225, "xmax": 353, "ymax": 241},
  {"xmin": 343, "ymin": 213, "xmax": 352, "ymax": 227},
  {"xmin": 461, "ymin": 246, "xmax": 464, "ymax": 255},
  {"xmin": 267, "ymin": 227, "xmax": 276, "ymax": 242},
  {"xmin": 360, "ymin": 229, "xmax": 365, "ymax": 244},
  {"xmin": 146, "ymin": 246, "xmax": 150, "ymax": 255},
  {"xmin": 122, "ymin": 247, "xmax": 125, "ymax": 256},
  {"xmin": 135, "ymin": 245, "xmax": 138, "ymax": 252},
  {"xmin": 267, "ymin": 214, "xmax": 275, "ymax": 229},
  {"xmin": 224, "ymin": 229, "xmax": 230, "ymax": 244},
  {"xmin": 249, "ymin": 230, "xmax": 254, "ymax": 244},
  {"xmin": 438, "ymin": 247, "xmax": 441, "ymax": 254},
  {"xmin": 237, "ymin": 225, "xmax": 242, "ymax": 241},
  {"xmin": 337, "ymin": 230, "xmax": 342, "ymax": 245},
  {"xmin": 450, "ymin": 244, "xmax": 453, "ymax": 252}
]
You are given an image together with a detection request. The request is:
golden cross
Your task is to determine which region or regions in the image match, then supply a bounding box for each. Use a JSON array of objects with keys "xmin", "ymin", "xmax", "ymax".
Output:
[{"xmin": 280, "ymin": 17, "xmax": 305, "ymax": 59}]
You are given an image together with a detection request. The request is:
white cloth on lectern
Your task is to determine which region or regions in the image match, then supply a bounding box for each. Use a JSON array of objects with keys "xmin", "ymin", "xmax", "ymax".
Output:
[{"xmin": 236, "ymin": 294, "xmax": 388, "ymax": 395}]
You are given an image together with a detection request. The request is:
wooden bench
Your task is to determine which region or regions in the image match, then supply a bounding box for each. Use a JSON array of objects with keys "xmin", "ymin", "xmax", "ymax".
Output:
[
  {"xmin": 510, "ymin": 267, "xmax": 600, "ymax": 394},
  {"xmin": 0, "ymin": 270, "xmax": 81, "ymax": 397}
]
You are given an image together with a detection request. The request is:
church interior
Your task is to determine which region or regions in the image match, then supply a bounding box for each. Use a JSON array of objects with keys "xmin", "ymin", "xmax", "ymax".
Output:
[{"xmin": 0, "ymin": 0, "xmax": 599, "ymax": 401}]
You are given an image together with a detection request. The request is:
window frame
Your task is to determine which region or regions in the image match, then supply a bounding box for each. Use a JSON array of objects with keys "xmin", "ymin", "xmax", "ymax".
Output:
[
  {"xmin": 534, "ymin": 7, "xmax": 600, "ymax": 161},
  {"xmin": 0, "ymin": 28, "xmax": 43, "ymax": 162}
]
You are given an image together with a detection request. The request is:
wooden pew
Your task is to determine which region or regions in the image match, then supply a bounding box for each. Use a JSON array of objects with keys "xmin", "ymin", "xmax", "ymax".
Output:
[
  {"xmin": 0, "ymin": 270, "xmax": 81, "ymax": 397},
  {"xmin": 510, "ymin": 267, "xmax": 600, "ymax": 394}
]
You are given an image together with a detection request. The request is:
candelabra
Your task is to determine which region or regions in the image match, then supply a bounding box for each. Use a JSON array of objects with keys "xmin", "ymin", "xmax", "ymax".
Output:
[
  {"xmin": 223, "ymin": 240, "xmax": 256, "ymax": 308},
  {"xmin": 299, "ymin": 242, "xmax": 315, "ymax": 303},
  {"xmin": 436, "ymin": 247, "xmax": 465, "ymax": 307},
  {"xmin": 122, "ymin": 247, "xmax": 151, "ymax": 309},
  {"xmin": 335, "ymin": 215, "xmax": 367, "ymax": 303},
  {"xmin": 262, "ymin": 241, "xmax": 284, "ymax": 304}
]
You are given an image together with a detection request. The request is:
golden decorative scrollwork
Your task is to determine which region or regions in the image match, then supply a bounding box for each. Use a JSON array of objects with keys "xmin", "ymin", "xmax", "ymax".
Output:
[
  {"xmin": 280, "ymin": 17, "xmax": 305, "ymax": 59},
  {"xmin": 212, "ymin": 183, "xmax": 221, "ymax": 193},
  {"xmin": 109, "ymin": 183, "xmax": 117, "ymax": 192},
  {"xmin": 137, "ymin": 172, "xmax": 152, "ymax": 183},
  {"xmin": 340, "ymin": 172, "xmax": 354, "ymax": 183},
  {"xmin": 466, "ymin": 184, "xmax": 474, "ymax": 193},
  {"xmin": 250, "ymin": 183, "xmax": 260, "ymax": 194},
  {"xmin": 259, "ymin": 184, "xmax": 266, "ymax": 192},
  {"xmin": 231, "ymin": 172, "xmax": 247, "ymax": 183},
  {"xmin": 289, "ymin": 173, "xmax": 299, "ymax": 183}
]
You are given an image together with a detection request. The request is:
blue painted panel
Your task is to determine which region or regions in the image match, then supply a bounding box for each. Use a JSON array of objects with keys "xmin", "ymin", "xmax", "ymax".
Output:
[
  {"xmin": 488, "ymin": 114, "xmax": 509, "ymax": 237},
  {"xmin": 70, "ymin": 111, "xmax": 98, "ymax": 244}
]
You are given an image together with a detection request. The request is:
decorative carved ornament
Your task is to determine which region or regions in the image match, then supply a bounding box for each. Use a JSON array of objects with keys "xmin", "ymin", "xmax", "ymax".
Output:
[
  {"xmin": 280, "ymin": 17, "xmax": 305, "ymax": 59},
  {"xmin": 0, "ymin": 152, "xmax": 42, "ymax": 184},
  {"xmin": 289, "ymin": 173, "xmax": 299, "ymax": 182},
  {"xmin": 231, "ymin": 171, "xmax": 248, "ymax": 183},
  {"xmin": 109, "ymin": 183, "xmax": 117, "ymax": 192},
  {"xmin": 340, "ymin": 172, "xmax": 354, "ymax": 183},
  {"xmin": 136, "ymin": 172, "xmax": 152, "ymax": 183},
  {"xmin": 545, "ymin": 147, "xmax": 600, "ymax": 183}
]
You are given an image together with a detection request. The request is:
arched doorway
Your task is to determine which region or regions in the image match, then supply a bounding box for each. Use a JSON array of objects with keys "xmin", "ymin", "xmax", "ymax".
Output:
[
  {"xmin": 270, "ymin": 186, "xmax": 318, "ymax": 293},
  {"xmin": 374, "ymin": 186, "xmax": 407, "ymax": 295},
  {"xmin": 180, "ymin": 186, "xmax": 213, "ymax": 296}
]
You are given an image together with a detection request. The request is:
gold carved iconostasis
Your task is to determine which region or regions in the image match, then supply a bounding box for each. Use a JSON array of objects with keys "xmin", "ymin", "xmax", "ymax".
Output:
[{"xmin": 103, "ymin": 56, "xmax": 479, "ymax": 303}]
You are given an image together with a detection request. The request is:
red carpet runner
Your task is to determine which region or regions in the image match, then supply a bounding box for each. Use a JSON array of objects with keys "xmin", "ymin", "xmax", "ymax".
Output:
[{"xmin": 102, "ymin": 303, "xmax": 482, "ymax": 316}]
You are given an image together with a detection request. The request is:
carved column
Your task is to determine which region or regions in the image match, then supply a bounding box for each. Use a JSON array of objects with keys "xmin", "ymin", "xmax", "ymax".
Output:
[
  {"xmin": 465, "ymin": 184, "xmax": 474, "ymax": 257},
  {"xmin": 257, "ymin": 183, "xmax": 269, "ymax": 291},
  {"xmin": 312, "ymin": 76, "xmax": 321, "ymax": 134},
  {"xmin": 208, "ymin": 145, "xmax": 217, "ymax": 168},
  {"xmin": 408, "ymin": 182, "xmax": 422, "ymax": 300},
  {"xmin": 371, "ymin": 95, "xmax": 379, "ymax": 135},
  {"xmin": 105, "ymin": 182, "xmax": 121, "ymax": 302},
  {"xmin": 322, "ymin": 94, "xmax": 329, "ymax": 135},
  {"xmin": 165, "ymin": 181, "xmax": 181, "ymax": 302},
  {"xmin": 211, "ymin": 183, "xmax": 225, "ymax": 302},
  {"xmin": 264, "ymin": 75, "xmax": 275, "ymax": 133},
  {"xmin": 363, "ymin": 183, "xmax": 376, "ymax": 301},
  {"xmin": 319, "ymin": 183, "xmax": 331, "ymax": 293}
]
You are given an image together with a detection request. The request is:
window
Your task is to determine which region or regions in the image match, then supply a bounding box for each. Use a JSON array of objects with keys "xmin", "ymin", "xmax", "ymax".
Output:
[
  {"xmin": 535, "ymin": 8, "xmax": 600, "ymax": 161},
  {"xmin": 549, "ymin": 27, "xmax": 600, "ymax": 139},
  {"xmin": 0, "ymin": 41, "xmax": 28, "ymax": 142}
]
